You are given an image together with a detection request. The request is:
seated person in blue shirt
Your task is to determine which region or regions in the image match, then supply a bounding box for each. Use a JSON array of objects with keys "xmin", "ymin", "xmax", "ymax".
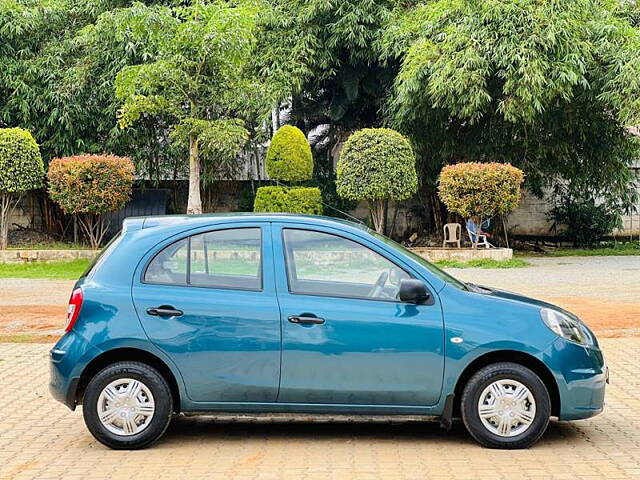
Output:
[{"xmin": 466, "ymin": 216, "xmax": 491, "ymax": 243}]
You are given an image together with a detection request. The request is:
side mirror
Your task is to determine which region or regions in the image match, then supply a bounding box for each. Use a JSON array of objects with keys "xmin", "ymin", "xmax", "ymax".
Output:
[{"xmin": 398, "ymin": 279, "xmax": 431, "ymax": 304}]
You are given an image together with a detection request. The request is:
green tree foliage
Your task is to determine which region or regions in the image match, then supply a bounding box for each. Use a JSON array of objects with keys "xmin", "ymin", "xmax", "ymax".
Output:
[
  {"xmin": 253, "ymin": 186, "xmax": 323, "ymax": 215},
  {"xmin": 266, "ymin": 126, "xmax": 313, "ymax": 181},
  {"xmin": 48, "ymin": 154, "xmax": 134, "ymax": 248},
  {"xmin": 382, "ymin": 0, "xmax": 640, "ymax": 205},
  {"xmin": 0, "ymin": 1, "xmax": 168, "ymax": 161},
  {"xmin": 0, "ymin": 128, "xmax": 44, "ymax": 249},
  {"xmin": 116, "ymin": 2, "xmax": 258, "ymax": 214},
  {"xmin": 256, "ymin": 0, "xmax": 396, "ymax": 138},
  {"xmin": 336, "ymin": 128, "xmax": 417, "ymax": 233}
]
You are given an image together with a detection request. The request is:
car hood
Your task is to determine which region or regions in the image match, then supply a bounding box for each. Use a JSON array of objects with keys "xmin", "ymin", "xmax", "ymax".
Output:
[{"xmin": 468, "ymin": 283, "xmax": 566, "ymax": 313}]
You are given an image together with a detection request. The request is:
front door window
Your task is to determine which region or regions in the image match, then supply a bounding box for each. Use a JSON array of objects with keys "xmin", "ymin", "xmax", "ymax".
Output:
[{"xmin": 283, "ymin": 229, "xmax": 411, "ymax": 301}]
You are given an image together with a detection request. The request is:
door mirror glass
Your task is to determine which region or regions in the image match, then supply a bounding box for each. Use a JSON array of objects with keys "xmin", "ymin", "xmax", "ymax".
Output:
[{"xmin": 398, "ymin": 279, "xmax": 430, "ymax": 304}]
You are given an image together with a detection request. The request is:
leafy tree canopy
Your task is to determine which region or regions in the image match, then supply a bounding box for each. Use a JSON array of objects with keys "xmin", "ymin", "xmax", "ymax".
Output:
[
  {"xmin": 256, "ymin": 0, "xmax": 397, "ymax": 133},
  {"xmin": 115, "ymin": 1, "xmax": 261, "ymax": 213},
  {"xmin": 382, "ymin": 0, "xmax": 640, "ymax": 200}
]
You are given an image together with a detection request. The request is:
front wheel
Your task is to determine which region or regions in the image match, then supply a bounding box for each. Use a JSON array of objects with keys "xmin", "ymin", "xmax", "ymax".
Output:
[
  {"xmin": 461, "ymin": 362, "xmax": 550, "ymax": 449},
  {"xmin": 83, "ymin": 361, "xmax": 173, "ymax": 449}
]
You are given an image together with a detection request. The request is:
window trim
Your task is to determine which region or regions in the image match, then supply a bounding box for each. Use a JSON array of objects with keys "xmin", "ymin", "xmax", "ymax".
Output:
[
  {"xmin": 141, "ymin": 226, "xmax": 264, "ymax": 292},
  {"xmin": 281, "ymin": 227, "xmax": 417, "ymax": 304}
]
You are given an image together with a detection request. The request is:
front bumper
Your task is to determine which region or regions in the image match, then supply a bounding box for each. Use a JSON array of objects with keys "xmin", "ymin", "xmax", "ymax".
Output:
[
  {"xmin": 546, "ymin": 337, "xmax": 608, "ymax": 421},
  {"xmin": 49, "ymin": 330, "xmax": 100, "ymax": 410}
]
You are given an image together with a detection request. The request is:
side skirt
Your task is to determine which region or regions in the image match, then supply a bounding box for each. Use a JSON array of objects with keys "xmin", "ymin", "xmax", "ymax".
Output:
[{"xmin": 180, "ymin": 412, "xmax": 441, "ymax": 424}]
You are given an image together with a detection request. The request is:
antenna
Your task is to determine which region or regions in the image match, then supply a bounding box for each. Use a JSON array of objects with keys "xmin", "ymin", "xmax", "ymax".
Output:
[{"xmin": 271, "ymin": 179, "xmax": 367, "ymax": 227}]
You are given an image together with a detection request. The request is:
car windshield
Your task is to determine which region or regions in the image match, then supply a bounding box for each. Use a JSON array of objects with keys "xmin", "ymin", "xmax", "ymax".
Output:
[{"xmin": 370, "ymin": 231, "xmax": 468, "ymax": 290}]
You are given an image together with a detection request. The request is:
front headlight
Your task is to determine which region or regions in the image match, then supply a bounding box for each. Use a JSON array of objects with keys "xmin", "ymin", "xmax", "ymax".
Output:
[{"xmin": 540, "ymin": 308, "xmax": 587, "ymax": 345}]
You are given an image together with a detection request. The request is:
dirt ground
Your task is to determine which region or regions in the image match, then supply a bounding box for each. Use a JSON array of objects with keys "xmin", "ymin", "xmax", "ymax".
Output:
[{"xmin": 0, "ymin": 255, "xmax": 638, "ymax": 340}]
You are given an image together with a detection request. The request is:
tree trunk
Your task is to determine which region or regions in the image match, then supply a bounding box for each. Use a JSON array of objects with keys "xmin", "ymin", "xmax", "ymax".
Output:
[
  {"xmin": 77, "ymin": 214, "xmax": 109, "ymax": 249},
  {"xmin": 502, "ymin": 216, "xmax": 510, "ymax": 248},
  {"xmin": 271, "ymin": 102, "xmax": 280, "ymax": 134},
  {"xmin": 187, "ymin": 134, "xmax": 202, "ymax": 215},
  {"xmin": 0, "ymin": 193, "xmax": 21, "ymax": 250},
  {"xmin": 369, "ymin": 199, "xmax": 386, "ymax": 234}
]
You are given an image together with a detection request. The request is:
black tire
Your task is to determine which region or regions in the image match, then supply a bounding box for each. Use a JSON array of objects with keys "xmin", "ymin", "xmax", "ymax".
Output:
[
  {"xmin": 461, "ymin": 362, "xmax": 550, "ymax": 449},
  {"xmin": 83, "ymin": 361, "xmax": 173, "ymax": 449}
]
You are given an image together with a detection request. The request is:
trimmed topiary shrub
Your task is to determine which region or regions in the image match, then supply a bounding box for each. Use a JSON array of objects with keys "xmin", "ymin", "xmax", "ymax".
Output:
[
  {"xmin": 0, "ymin": 128, "xmax": 44, "ymax": 249},
  {"xmin": 438, "ymin": 162, "xmax": 524, "ymax": 247},
  {"xmin": 48, "ymin": 154, "xmax": 135, "ymax": 248},
  {"xmin": 266, "ymin": 125, "xmax": 313, "ymax": 182},
  {"xmin": 255, "ymin": 125, "xmax": 322, "ymax": 215},
  {"xmin": 336, "ymin": 128, "xmax": 418, "ymax": 233},
  {"xmin": 254, "ymin": 186, "xmax": 323, "ymax": 215}
]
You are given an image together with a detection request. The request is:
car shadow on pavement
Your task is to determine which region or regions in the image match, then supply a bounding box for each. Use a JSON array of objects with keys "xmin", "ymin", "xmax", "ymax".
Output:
[{"xmin": 154, "ymin": 416, "xmax": 584, "ymax": 448}]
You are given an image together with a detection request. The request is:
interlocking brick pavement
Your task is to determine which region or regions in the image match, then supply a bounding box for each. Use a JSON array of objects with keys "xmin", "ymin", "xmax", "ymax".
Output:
[{"xmin": 0, "ymin": 339, "xmax": 639, "ymax": 480}]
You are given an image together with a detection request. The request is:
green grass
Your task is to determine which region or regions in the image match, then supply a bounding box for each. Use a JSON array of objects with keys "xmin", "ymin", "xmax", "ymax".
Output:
[
  {"xmin": 0, "ymin": 259, "xmax": 91, "ymax": 279},
  {"xmin": 517, "ymin": 241, "xmax": 640, "ymax": 257},
  {"xmin": 434, "ymin": 258, "xmax": 531, "ymax": 269}
]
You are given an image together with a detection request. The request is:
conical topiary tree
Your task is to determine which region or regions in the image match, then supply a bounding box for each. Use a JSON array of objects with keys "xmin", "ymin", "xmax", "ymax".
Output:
[{"xmin": 254, "ymin": 125, "xmax": 322, "ymax": 215}]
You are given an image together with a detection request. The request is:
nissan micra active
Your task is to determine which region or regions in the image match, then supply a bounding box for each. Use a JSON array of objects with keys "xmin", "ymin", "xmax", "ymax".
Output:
[{"xmin": 50, "ymin": 214, "xmax": 607, "ymax": 449}]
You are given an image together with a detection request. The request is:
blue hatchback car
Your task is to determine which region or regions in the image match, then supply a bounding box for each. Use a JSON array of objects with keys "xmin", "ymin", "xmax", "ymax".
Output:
[{"xmin": 50, "ymin": 214, "xmax": 607, "ymax": 449}]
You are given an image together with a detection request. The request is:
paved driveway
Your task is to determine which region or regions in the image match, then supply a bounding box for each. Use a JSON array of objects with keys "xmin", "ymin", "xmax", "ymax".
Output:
[{"xmin": 1, "ymin": 338, "xmax": 639, "ymax": 480}]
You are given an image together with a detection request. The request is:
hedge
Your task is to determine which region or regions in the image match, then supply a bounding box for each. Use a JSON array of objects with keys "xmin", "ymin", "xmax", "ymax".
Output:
[{"xmin": 253, "ymin": 186, "xmax": 323, "ymax": 215}]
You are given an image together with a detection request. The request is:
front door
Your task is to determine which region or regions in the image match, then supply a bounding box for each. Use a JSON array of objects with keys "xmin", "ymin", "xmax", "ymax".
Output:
[
  {"xmin": 132, "ymin": 224, "xmax": 281, "ymax": 403},
  {"xmin": 272, "ymin": 224, "xmax": 445, "ymax": 406}
]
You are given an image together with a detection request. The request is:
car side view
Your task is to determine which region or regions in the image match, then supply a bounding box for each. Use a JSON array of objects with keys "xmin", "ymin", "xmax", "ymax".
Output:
[{"xmin": 49, "ymin": 214, "xmax": 608, "ymax": 449}]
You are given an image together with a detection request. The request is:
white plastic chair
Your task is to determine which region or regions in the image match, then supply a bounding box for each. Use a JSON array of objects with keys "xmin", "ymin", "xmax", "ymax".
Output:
[
  {"xmin": 442, "ymin": 223, "xmax": 461, "ymax": 248},
  {"xmin": 466, "ymin": 227, "xmax": 495, "ymax": 248}
]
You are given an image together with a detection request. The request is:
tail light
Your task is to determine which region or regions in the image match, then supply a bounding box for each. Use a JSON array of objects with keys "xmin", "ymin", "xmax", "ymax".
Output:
[{"xmin": 65, "ymin": 288, "xmax": 83, "ymax": 332}]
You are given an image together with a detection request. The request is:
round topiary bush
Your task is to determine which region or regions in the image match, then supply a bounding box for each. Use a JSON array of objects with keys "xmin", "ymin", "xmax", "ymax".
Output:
[
  {"xmin": 0, "ymin": 127, "xmax": 44, "ymax": 249},
  {"xmin": 48, "ymin": 154, "xmax": 135, "ymax": 248},
  {"xmin": 336, "ymin": 128, "xmax": 418, "ymax": 233},
  {"xmin": 266, "ymin": 125, "xmax": 313, "ymax": 182},
  {"xmin": 438, "ymin": 162, "xmax": 524, "ymax": 246}
]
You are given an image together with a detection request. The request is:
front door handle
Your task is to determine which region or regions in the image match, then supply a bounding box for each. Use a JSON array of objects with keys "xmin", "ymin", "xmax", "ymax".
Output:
[
  {"xmin": 288, "ymin": 314, "xmax": 325, "ymax": 325},
  {"xmin": 146, "ymin": 305, "xmax": 183, "ymax": 317}
]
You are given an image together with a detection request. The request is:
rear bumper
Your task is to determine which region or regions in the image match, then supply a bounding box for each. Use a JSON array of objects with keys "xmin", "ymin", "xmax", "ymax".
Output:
[
  {"xmin": 49, "ymin": 331, "xmax": 100, "ymax": 410},
  {"xmin": 546, "ymin": 338, "xmax": 608, "ymax": 421}
]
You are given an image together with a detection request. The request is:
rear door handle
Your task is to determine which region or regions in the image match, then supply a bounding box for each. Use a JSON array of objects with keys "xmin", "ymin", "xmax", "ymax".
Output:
[
  {"xmin": 288, "ymin": 315, "xmax": 325, "ymax": 325},
  {"xmin": 146, "ymin": 305, "xmax": 183, "ymax": 317}
]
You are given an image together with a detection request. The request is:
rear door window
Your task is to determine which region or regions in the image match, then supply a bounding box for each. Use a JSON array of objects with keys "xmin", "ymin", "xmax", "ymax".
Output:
[
  {"xmin": 189, "ymin": 228, "xmax": 261, "ymax": 290},
  {"xmin": 143, "ymin": 228, "xmax": 262, "ymax": 291}
]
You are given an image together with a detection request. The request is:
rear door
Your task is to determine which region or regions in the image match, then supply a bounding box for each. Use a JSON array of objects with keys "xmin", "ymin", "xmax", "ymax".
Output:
[
  {"xmin": 272, "ymin": 223, "xmax": 445, "ymax": 406},
  {"xmin": 132, "ymin": 223, "xmax": 281, "ymax": 403}
]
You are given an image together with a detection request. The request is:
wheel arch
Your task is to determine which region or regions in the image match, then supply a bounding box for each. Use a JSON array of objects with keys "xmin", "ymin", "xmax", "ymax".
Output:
[
  {"xmin": 76, "ymin": 347, "xmax": 181, "ymax": 412},
  {"xmin": 452, "ymin": 350, "xmax": 560, "ymax": 417}
]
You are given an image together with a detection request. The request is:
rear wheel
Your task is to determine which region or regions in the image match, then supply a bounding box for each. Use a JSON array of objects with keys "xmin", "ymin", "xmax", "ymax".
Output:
[
  {"xmin": 83, "ymin": 361, "xmax": 173, "ymax": 449},
  {"xmin": 461, "ymin": 362, "xmax": 550, "ymax": 449}
]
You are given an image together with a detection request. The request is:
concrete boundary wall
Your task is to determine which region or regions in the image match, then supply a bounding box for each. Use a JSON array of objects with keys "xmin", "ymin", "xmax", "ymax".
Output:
[
  {"xmin": 410, "ymin": 247, "xmax": 513, "ymax": 262},
  {"xmin": 0, "ymin": 249, "xmax": 99, "ymax": 264}
]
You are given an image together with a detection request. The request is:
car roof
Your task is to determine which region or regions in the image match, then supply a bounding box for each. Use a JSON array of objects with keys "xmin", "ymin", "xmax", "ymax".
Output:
[{"xmin": 123, "ymin": 212, "xmax": 372, "ymax": 235}]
